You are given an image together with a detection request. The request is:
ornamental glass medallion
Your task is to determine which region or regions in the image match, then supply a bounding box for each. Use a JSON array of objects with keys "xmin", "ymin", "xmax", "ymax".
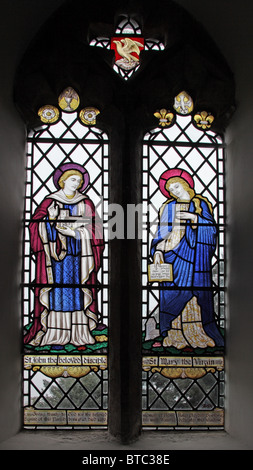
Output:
[
  {"xmin": 89, "ymin": 16, "xmax": 164, "ymax": 81},
  {"xmin": 142, "ymin": 114, "xmax": 225, "ymax": 430},
  {"xmin": 58, "ymin": 87, "xmax": 80, "ymax": 112},
  {"xmin": 23, "ymin": 111, "xmax": 109, "ymax": 429}
]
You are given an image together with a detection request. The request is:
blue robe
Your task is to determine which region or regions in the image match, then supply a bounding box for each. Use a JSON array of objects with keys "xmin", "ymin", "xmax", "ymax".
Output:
[
  {"xmin": 151, "ymin": 198, "xmax": 224, "ymax": 347},
  {"xmin": 46, "ymin": 203, "xmax": 83, "ymax": 312}
]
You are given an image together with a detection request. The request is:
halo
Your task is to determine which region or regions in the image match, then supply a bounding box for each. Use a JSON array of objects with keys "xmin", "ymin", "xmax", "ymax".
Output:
[
  {"xmin": 159, "ymin": 168, "xmax": 194, "ymax": 197},
  {"xmin": 53, "ymin": 163, "xmax": 90, "ymax": 192}
]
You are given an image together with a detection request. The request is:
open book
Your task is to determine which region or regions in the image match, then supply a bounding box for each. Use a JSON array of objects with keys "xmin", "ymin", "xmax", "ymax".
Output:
[{"xmin": 148, "ymin": 262, "xmax": 173, "ymax": 282}]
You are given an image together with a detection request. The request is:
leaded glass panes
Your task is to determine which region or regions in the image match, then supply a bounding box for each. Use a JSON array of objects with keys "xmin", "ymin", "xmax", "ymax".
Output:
[
  {"xmin": 22, "ymin": 111, "xmax": 109, "ymax": 429},
  {"xmin": 142, "ymin": 114, "xmax": 225, "ymax": 430}
]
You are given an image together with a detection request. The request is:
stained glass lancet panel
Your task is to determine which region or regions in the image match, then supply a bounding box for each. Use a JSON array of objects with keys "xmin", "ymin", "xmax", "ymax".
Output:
[
  {"xmin": 22, "ymin": 111, "xmax": 109, "ymax": 429},
  {"xmin": 142, "ymin": 115, "xmax": 225, "ymax": 430}
]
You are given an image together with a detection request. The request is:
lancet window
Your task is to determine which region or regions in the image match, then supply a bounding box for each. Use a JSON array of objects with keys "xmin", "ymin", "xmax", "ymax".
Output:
[
  {"xmin": 22, "ymin": 97, "xmax": 109, "ymax": 429},
  {"xmin": 142, "ymin": 108, "xmax": 226, "ymax": 430}
]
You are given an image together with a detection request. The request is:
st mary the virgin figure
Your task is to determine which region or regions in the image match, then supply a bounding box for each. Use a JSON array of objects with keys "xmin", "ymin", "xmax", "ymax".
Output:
[{"xmin": 151, "ymin": 168, "xmax": 224, "ymax": 350}]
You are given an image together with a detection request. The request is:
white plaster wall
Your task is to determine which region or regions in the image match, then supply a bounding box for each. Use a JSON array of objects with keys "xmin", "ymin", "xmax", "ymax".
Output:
[{"xmin": 0, "ymin": 0, "xmax": 253, "ymax": 449}]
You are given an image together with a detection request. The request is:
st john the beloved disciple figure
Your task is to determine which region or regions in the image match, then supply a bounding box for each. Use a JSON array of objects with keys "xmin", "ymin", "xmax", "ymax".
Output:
[
  {"xmin": 24, "ymin": 163, "xmax": 104, "ymax": 348},
  {"xmin": 151, "ymin": 168, "xmax": 224, "ymax": 350}
]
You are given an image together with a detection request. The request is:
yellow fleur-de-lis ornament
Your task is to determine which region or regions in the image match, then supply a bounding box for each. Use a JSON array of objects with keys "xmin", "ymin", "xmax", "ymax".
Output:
[
  {"xmin": 154, "ymin": 109, "xmax": 174, "ymax": 127},
  {"xmin": 194, "ymin": 111, "xmax": 214, "ymax": 129}
]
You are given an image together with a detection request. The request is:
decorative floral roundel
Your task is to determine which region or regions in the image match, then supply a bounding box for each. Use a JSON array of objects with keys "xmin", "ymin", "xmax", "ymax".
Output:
[
  {"xmin": 79, "ymin": 107, "xmax": 100, "ymax": 125},
  {"xmin": 38, "ymin": 105, "xmax": 60, "ymax": 124}
]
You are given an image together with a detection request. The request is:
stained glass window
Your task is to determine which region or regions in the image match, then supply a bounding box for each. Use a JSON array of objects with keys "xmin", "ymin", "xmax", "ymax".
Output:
[
  {"xmin": 142, "ymin": 112, "xmax": 225, "ymax": 430},
  {"xmin": 22, "ymin": 109, "xmax": 109, "ymax": 429},
  {"xmin": 15, "ymin": 0, "xmax": 235, "ymax": 439}
]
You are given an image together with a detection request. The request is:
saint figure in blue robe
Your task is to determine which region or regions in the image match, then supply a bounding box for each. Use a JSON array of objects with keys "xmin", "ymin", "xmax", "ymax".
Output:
[
  {"xmin": 151, "ymin": 168, "xmax": 224, "ymax": 350},
  {"xmin": 24, "ymin": 163, "xmax": 104, "ymax": 348}
]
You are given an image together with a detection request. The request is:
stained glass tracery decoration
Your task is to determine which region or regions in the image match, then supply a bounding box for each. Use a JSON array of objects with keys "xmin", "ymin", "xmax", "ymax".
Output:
[
  {"xmin": 22, "ymin": 110, "xmax": 109, "ymax": 429},
  {"xmin": 142, "ymin": 113, "xmax": 225, "ymax": 430},
  {"xmin": 38, "ymin": 105, "xmax": 60, "ymax": 124},
  {"xmin": 79, "ymin": 107, "xmax": 100, "ymax": 126},
  {"xmin": 89, "ymin": 16, "xmax": 164, "ymax": 80},
  {"xmin": 115, "ymin": 16, "xmax": 142, "ymax": 35},
  {"xmin": 110, "ymin": 37, "xmax": 145, "ymax": 72},
  {"xmin": 194, "ymin": 111, "xmax": 215, "ymax": 130},
  {"xmin": 58, "ymin": 87, "xmax": 80, "ymax": 112},
  {"xmin": 38, "ymin": 87, "xmax": 100, "ymax": 130},
  {"xmin": 154, "ymin": 109, "xmax": 175, "ymax": 127},
  {"xmin": 173, "ymin": 91, "xmax": 194, "ymax": 115}
]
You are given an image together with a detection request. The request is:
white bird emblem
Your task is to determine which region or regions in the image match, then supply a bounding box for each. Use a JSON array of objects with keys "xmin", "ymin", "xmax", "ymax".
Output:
[{"xmin": 113, "ymin": 37, "xmax": 144, "ymax": 63}]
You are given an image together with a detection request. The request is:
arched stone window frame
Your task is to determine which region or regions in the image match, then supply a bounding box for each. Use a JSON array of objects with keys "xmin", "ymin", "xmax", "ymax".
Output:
[{"xmin": 14, "ymin": 0, "xmax": 235, "ymax": 443}]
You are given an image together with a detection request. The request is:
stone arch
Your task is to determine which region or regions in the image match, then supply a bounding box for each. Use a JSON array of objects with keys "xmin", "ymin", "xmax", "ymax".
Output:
[{"xmin": 14, "ymin": 0, "xmax": 235, "ymax": 444}]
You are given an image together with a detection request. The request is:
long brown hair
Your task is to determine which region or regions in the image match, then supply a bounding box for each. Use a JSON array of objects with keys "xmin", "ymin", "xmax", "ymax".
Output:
[{"xmin": 165, "ymin": 176, "xmax": 213, "ymax": 215}]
